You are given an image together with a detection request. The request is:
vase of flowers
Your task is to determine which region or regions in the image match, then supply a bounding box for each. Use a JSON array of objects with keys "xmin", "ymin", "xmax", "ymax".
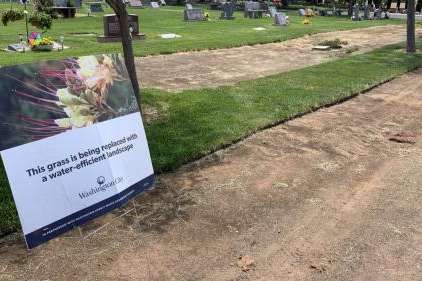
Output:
[{"xmin": 28, "ymin": 32, "xmax": 54, "ymax": 51}]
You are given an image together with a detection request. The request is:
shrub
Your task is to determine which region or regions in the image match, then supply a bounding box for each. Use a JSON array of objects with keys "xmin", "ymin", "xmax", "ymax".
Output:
[
  {"xmin": 1, "ymin": 10, "xmax": 24, "ymax": 26},
  {"xmin": 28, "ymin": 12, "xmax": 53, "ymax": 30}
]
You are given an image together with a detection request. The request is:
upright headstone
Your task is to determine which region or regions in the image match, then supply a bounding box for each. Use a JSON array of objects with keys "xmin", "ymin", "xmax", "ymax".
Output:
[
  {"xmin": 74, "ymin": 0, "xmax": 82, "ymax": 8},
  {"xmin": 129, "ymin": 0, "xmax": 143, "ymax": 8},
  {"xmin": 53, "ymin": 0, "xmax": 67, "ymax": 7},
  {"xmin": 318, "ymin": 9, "xmax": 327, "ymax": 16},
  {"xmin": 298, "ymin": 8, "xmax": 306, "ymax": 16},
  {"xmin": 244, "ymin": 1, "xmax": 263, "ymax": 18},
  {"xmin": 150, "ymin": 1, "xmax": 160, "ymax": 8},
  {"xmin": 334, "ymin": 9, "xmax": 342, "ymax": 16},
  {"xmin": 351, "ymin": 4, "xmax": 361, "ymax": 21},
  {"xmin": 274, "ymin": 12, "xmax": 288, "ymax": 26},
  {"xmin": 269, "ymin": 6, "xmax": 277, "ymax": 17},
  {"xmin": 220, "ymin": 1, "xmax": 235, "ymax": 19},
  {"xmin": 363, "ymin": 3, "xmax": 370, "ymax": 19},
  {"xmin": 97, "ymin": 14, "xmax": 146, "ymax": 42},
  {"xmin": 56, "ymin": 0, "xmax": 81, "ymax": 8},
  {"xmin": 88, "ymin": 2, "xmax": 104, "ymax": 13},
  {"xmin": 184, "ymin": 8, "xmax": 205, "ymax": 21}
]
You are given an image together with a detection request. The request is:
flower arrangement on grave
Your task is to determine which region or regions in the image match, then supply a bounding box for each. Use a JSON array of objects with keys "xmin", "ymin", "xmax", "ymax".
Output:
[
  {"xmin": 2, "ymin": 54, "xmax": 138, "ymax": 142},
  {"xmin": 28, "ymin": 32, "xmax": 54, "ymax": 51},
  {"xmin": 305, "ymin": 9, "xmax": 315, "ymax": 17},
  {"xmin": 302, "ymin": 18, "xmax": 310, "ymax": 24}
]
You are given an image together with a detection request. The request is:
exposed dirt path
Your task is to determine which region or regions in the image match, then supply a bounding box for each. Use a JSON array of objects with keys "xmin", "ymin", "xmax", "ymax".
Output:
[
  {"xmin": 2, "ymin": 68, "xmax": 422, "ymax": 280},
  {"xmin": 137, "ymin": 25, "xmax": 422, "ymax": 91}
]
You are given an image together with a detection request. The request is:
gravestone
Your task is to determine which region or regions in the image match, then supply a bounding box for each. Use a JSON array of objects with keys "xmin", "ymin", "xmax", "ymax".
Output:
[
  {"xmin": 53, "ymin": 0, "xmax": 67, "ymax": 7},
  {"xmin": 74, "ymin": 0, "xmax": 82, "ymax": 8},
  {"xmin": 274, "ymin": 12, "xmax": 288, "ymax": 26},
  {"xmin": 319, "ymin": 9, "xmax": 327, "ymax": 16},
  {"xmin": 351, "ymin": 4, "xmax": 361, "ymax": 21},
  {"xmin": 244, "ymin": 1, "xmax": 264, "ymax": 18},
  {"xmin": 209, "ymin": 2, "xmax": 220, "ymax": 10},
  {"xmin": 160, "ymin": 0, "xmax": 166, "ymax": 5},
  {"xmin": 186, "ymin": 3, "xmax": 193, "ymax": 9},
  {"xmin": 220, "ymin": 1, "xmax": 235, "ymax": 19},
  {"xmin": 88, "ymin": 2, "xmax": 104, "ymax": 13},
  {"xmin": 363, "ymin": 3, "xmax": 370, "ymax": 19},
  {"xmin": 129, "ymin": 0, "xmax": 143, "ymax": 8},
  {"xmin": 150, "ymin": 1, "xmax": 160, "ymax": 8},
  {"xmin": 298, "ymin": 8, "xmax": 306, "ymax": 16},
  {"xmin": 184, "ymin": 8, "xmax": 205, "ymax": 21},
  {"xmin": 269, "ymin": 6, "xmax": 277, "ymax": 17},
  {"xmin": 7, "ymin": 43, "xmax": 30, "ymax": 52},
  {"xmin": 97, "ymin": 14, "xmax": 146, "ymax": 42},
  {"xmin": 334, "ymin": 9, "xmax": 342, "ymax": 16},
  {"xmin": 374, "ymin": 8, "xmax": 382, "ymax": 19}
]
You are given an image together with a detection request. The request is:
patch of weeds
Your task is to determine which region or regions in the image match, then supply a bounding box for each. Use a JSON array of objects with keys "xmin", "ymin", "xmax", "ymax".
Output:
[{"xmin": 320, "ymin": 38, "xmax": 348, "ymax": 49}]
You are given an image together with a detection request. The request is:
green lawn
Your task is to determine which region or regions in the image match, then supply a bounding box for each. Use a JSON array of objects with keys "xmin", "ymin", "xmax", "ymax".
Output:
[
  {"xmin": 1, "ymin": 41, "xmax": 421, "ymax": 236},
  {"xmin": 0, "ymin": 4, "xmax": 404, "ymax": 66}
]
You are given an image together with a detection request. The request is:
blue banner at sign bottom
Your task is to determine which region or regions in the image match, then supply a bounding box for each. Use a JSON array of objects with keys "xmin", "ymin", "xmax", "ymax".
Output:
[{"xmin": 24, "ymin": 174, "xmax": 155, "ymax": 249}]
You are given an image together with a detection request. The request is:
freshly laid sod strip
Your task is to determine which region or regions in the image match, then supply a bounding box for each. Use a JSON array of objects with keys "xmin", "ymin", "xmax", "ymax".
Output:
[
  {"xmin": 0, "ymin": 4, "xmax": 403, "ymax": 66},
  {"xmin": 1, "ymin": 42, "xmax": 421, "ymax": 236}
]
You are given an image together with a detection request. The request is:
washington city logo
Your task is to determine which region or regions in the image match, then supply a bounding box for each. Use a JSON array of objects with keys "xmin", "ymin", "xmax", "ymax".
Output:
[{"xmin": 78, "ymin": 176, "xmax": 124, "ymax": 200}]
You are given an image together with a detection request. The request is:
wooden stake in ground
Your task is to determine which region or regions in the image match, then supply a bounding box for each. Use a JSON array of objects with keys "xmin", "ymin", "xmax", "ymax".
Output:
[
  {"xmin": 407, "ymin": 0, "xmax": 416, "ymax": 53},
  {"xmin": 105, "ymin": 0, "xmax": 142, "ymax": 113}
]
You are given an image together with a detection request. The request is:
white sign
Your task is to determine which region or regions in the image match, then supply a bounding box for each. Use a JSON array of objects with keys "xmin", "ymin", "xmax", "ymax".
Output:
[{"xmin": 0, "ymin": 54, "xmax": 154, "ymax": 248}]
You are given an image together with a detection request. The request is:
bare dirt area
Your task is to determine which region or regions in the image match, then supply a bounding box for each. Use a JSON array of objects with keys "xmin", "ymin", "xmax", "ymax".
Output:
[
  {"xmin": 136, "ymin": 25, "xmax": 422, "ymax": 91},
  {"xmin": 1, "ymin": 67, "xmax": 422, "ymax": 280}
]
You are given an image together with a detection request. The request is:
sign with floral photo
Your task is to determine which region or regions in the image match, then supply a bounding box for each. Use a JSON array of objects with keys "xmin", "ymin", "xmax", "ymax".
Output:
[{"xmin": 0, "ymin": 54, "xmax": 155, "ymax": 249}]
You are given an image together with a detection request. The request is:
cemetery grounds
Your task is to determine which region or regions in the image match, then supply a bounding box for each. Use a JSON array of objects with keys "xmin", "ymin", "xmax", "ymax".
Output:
[{"xmin": 1, "ymin": 3, "xmax": 422, "ymax": 280}]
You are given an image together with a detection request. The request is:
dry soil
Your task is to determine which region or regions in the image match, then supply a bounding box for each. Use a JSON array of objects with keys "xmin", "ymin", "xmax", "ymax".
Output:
[
  {"xmin": 136, "ymin": 25, "xmax": 422, "ymax": 91},
  {"xmin": 1, "ymin": 68, "xmax": 421, "ymax": 281}
]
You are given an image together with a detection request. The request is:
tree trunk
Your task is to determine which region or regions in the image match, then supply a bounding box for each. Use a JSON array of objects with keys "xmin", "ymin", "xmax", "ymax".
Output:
[
  {"xmin": 407, "ymin": 0, "xmax": 416, "ymax": 53},
  {"xmin": 105, "ymin": 0, "xmax": 142, "ymax": 113}
]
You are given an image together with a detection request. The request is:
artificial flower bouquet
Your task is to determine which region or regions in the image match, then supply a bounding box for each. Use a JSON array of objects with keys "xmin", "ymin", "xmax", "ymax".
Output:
[{"xmin": 29, "ymin": 32, "xmax": 54, "ymax": 51}]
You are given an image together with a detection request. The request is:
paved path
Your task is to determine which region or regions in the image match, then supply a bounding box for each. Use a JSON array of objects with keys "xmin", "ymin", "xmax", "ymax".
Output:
[
  {"xmin": 136, "ymin": 25, "xmax": 422, "ymax": 91},
  {"xmin": 1, "ymin": 69, "xmax": 422, "ymax": 281}
]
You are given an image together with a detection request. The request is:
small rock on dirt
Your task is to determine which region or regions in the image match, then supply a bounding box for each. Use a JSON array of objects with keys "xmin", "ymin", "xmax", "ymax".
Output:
[
  {"xmin": 237, "ymin": 255, "xmax": 256, "ymax": 272},
  {"xmin": 273, "ymin": 182, "xmax": 289, "ymax": 189}
]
